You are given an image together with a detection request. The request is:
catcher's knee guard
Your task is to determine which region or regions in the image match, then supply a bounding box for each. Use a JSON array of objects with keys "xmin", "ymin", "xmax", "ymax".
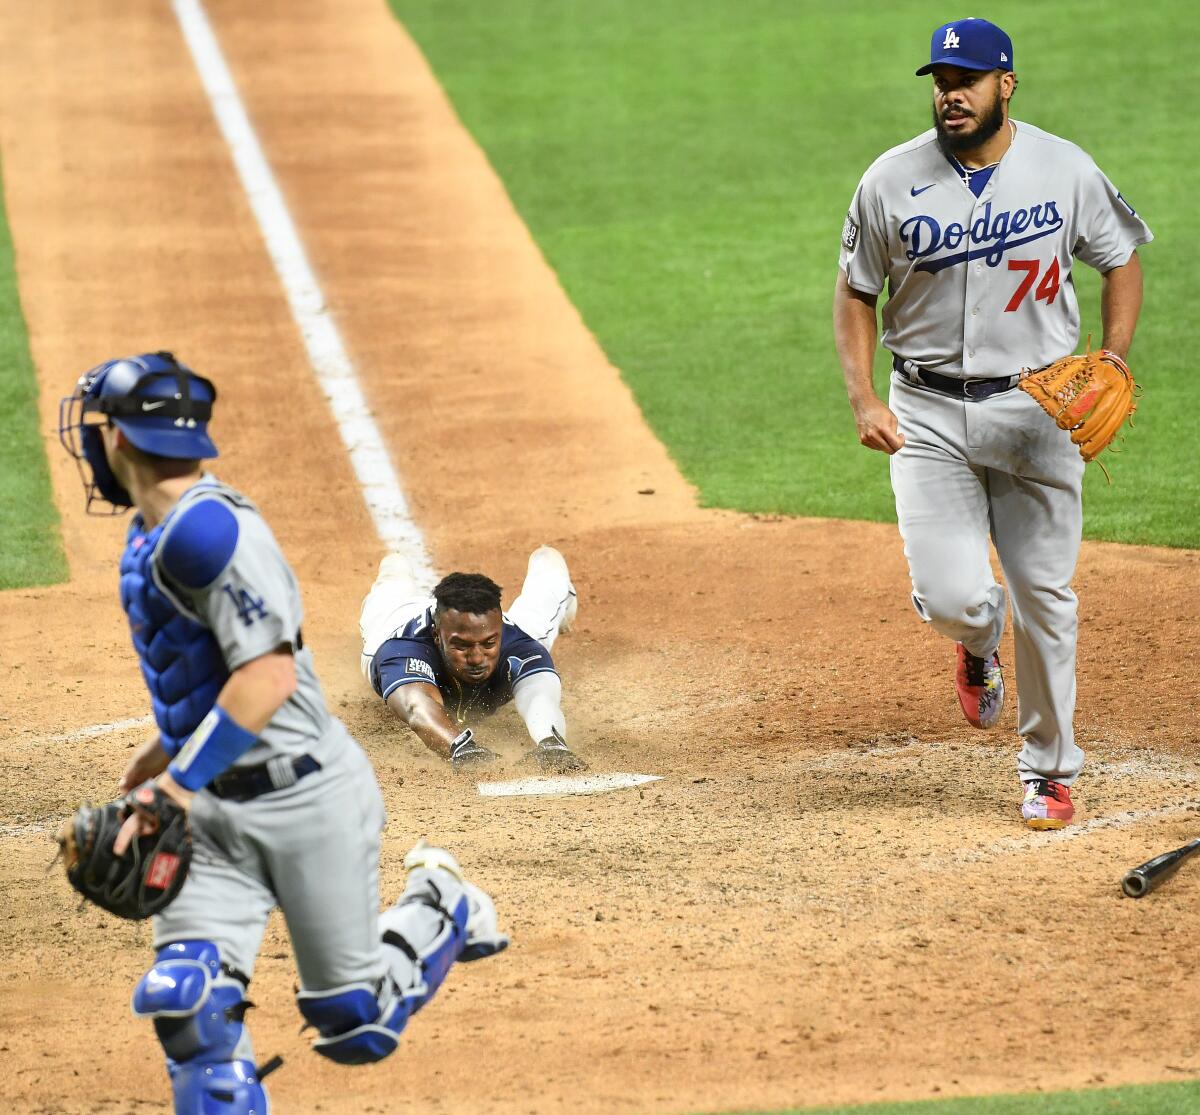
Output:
[
  {"xmin": 296, "ymin": 983, "xmax": 413, "ymax": 1065},
  {"xmin": 132, "ymin": 940, "xmax": 266, "ymax": 1115}
]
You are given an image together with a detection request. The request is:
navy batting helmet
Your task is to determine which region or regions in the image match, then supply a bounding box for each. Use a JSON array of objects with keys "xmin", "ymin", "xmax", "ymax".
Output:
[{"xmin": 59, "ymin": 351, "xmax": 219, "ymax": 512}]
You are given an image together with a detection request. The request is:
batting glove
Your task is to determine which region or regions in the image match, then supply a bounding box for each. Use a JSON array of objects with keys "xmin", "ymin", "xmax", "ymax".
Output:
[{"xmin": 449, "ymin": 728, "xmax": 498, "ymax": 773}]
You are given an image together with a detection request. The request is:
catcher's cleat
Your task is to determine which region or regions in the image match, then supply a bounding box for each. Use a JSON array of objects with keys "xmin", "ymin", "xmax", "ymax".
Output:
[
  {"xmin": 403, "ymin": 837, "xmax": 463, "ymax": 880},
  {"xmin": 458, "ymin": 879, "xmax": 508, "ymax": 961},
  {"xmin": 1021, "ymin": 779, "xmax": 1075, "ymax": 830},
  {"xmin": 955, "ymin": 644, "xmax": 1004, "ymax": 729}
]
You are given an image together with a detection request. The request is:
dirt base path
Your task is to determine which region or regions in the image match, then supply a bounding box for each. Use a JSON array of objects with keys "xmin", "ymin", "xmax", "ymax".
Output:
[{"xmin": 2, "ymin": 2, "xmax": 1199, "ymax": 1112}]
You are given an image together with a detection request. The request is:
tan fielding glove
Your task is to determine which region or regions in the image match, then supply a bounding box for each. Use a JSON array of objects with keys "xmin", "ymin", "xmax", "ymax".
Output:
[{"xmin": 1019, "ymin": 348, "xmax": 1139, "ymax": 477}]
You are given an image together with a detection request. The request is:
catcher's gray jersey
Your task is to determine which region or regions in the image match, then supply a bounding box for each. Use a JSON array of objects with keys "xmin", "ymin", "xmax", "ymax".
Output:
[
  {"xmin": 839, "ymin": 120, "xmax": 1152, "ymax": 376},
  {"xmin": 152, "ymin": 476, "xmax": 340, "ymax": 765}
]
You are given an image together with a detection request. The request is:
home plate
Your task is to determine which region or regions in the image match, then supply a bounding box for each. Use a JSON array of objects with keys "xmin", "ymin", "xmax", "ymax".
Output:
[{"xmin": 477, "ymin": 772, "xmax": 663, "ymax": 798}]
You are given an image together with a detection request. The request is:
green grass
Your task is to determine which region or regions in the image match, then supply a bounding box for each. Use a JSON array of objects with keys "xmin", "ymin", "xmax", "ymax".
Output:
[
  {"xmin": 0, "ymin": 155, "xmax": 66, "ymax": 589},
  {"xmin": 388, "ymin": 0, "xmax": 1198, "ymax": 547},
  {"xmin": 732, "ymin": 1078, "xmax": 1200, "ymax": 1114}
]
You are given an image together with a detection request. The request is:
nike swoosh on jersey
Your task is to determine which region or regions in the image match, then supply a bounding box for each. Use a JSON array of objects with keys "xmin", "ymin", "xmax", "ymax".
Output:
[{"xmin": 910, "ymin": 183, "xmax": 936, "ymax": 197}]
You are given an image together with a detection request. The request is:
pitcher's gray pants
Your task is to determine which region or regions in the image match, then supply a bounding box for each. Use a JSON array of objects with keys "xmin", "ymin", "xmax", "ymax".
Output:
[{"xmin": 888, "ymin": 372, "xmax": 1086, "ymax": 785}]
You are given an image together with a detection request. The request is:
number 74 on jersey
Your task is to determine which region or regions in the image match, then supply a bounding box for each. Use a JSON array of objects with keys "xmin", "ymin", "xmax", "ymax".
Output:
[{"xmin": 1005, "ymin": 257, "xmax": 1060, "ymax": 312}]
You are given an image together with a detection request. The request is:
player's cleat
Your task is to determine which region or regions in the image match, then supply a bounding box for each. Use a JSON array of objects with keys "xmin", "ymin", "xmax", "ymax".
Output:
[
  {"xmin": 403, "ymin": 839, "xmax": 509, "ymax": 961},
  {"xmin": 1021, "ymin": 779, "xmax": 1075, "ymax": 830},
  {"xmin": 955, "ymin": 644, "xmax": 1004, "ymax": 729}
]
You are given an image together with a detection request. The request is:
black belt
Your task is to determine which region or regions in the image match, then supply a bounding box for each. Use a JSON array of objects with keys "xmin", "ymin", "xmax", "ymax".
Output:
[
  {"xmin": 208, "ymin": 754, "xmax": 322, "ymax": 802},
  {"xmin": 893, "ymin": 355, "xmax": 1020, "ymax": 399}
]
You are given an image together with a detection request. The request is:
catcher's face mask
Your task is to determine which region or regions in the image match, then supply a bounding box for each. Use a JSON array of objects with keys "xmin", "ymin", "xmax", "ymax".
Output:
[
  {"xmin": 59, "ymin": 353, "xmax": 218, "ymax": 514},
  {"xmin": 59, "ymin": 369, "xmax": 134, "ymax": 513}
]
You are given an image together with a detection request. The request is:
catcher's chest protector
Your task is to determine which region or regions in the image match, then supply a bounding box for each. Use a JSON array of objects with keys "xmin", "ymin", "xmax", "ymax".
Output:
[{"xmin": 119, "ymin": 519, "xmax": 228, "ymax": 751}]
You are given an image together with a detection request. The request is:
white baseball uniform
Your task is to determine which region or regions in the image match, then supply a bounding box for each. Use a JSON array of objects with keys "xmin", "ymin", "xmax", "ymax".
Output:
[{"xmin": 839, "ymin": 120, "xmax": 1151, "ymax": 783}]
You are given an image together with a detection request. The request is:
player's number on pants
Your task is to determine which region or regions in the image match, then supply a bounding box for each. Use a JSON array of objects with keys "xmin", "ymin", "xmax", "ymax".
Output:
[{"xmin": 1005, "ymin": 258, "xmax": 1060, "ymax": 312}]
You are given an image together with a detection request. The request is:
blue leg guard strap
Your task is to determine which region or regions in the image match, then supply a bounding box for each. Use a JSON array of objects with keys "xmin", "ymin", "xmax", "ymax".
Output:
[
  {"xmin": 134, "ymin": 941, "xmax": 267, "ymax": 1115},
  {"xmin": 296, "ymin": 983, "xmax": 411, "ymax": 1065}
]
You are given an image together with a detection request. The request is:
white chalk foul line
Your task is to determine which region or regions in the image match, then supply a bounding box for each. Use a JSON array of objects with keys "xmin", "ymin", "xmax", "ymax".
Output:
[
  {"xmin": 478, "ymin": 773, "xmax": 663, "ymax": 798},
  {"xmin": 171, "ymin": 0, "xmax": 435, "ymax": 587},
  {"xmin": 172, "ymin": 3, "xmax": 667, "ymax": 794}
]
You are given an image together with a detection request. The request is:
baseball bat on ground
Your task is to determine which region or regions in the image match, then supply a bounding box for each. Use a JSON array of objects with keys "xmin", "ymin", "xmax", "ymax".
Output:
[{"xmin": 1121, "ymin": 837, "xmax": 1200, "ymax": 898}]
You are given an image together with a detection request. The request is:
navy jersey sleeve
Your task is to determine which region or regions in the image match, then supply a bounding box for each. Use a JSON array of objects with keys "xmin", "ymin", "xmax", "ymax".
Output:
[
  {"xmin": 502, "ymin": 624, "xmax": 557, "ymax": 692},
  {"xmin": 372, "ymin": 637, "xmax": 442, "ymax": 701}
]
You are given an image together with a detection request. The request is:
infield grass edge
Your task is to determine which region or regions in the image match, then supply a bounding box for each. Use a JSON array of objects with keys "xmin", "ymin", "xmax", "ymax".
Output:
[
  {"xmin": 724, "ymin": 1077, "xmax": 1200, "ymax": 1114},
  {"xmin": 0, "ymin": 152, "xmax": 67, "ymax": 590}
]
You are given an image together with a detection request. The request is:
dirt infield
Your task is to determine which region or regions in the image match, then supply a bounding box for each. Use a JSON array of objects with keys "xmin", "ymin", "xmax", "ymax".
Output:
[{"xmin": 2, "ymin": 2, "xmax": 1199, "ymax": 1112}]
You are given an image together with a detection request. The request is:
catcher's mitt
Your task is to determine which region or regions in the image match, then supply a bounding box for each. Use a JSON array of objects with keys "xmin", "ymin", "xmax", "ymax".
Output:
[
  {"xmin": 1018, "ymin": 347, "xmax": 1139, "ymax": 476},
  {"xmin": 57, "ymin": 781, "xmax": 191, "ymax": 920}
]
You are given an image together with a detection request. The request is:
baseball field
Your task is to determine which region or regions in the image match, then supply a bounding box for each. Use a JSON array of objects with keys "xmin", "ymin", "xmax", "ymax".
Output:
[{"xmin": 1, "ymin": 2, "xmax": 1198, "ymax": 1113}]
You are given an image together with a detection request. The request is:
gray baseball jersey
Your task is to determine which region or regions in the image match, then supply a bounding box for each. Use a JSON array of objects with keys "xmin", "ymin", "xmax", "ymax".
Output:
[
  {"xmin": 149, "ymin": 476, "xmax": 340, "ymax": 765},
  {"xmin": 837, "ymin": 118, "xmax": 1151, "ymax": 791},
  {"xmin": 839, "ymin": 120, "xmax": 1152, "ymax": 376}
]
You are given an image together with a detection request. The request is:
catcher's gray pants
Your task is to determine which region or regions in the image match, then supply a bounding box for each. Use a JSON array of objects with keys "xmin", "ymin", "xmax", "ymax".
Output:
[
  {"xmin": 154, "ymin": 727, "xmax": 388, "ymax": 988},
  {"xmin": 888, "ymin": 373, "xmax": 1086, "ymax": 785}
]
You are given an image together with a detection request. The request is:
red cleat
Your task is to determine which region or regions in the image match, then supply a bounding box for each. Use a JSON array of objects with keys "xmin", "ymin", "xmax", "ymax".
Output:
[
  {"xmin": 955, "ymin": 644, "xmax": 1004, "ymax": 729},
  {"xmin": 1021, "ymin": 779, "xmax": 1075, "ymax": 830}
]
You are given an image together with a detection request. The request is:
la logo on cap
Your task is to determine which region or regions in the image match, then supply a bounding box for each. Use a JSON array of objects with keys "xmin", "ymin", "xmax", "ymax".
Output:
[{"xmin": 943, "ymin": 27, "xmax": 961, "ymax": 49}]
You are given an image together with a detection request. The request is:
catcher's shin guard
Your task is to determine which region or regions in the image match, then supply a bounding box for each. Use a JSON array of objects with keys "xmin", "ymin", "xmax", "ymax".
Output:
[
  {"xmin": 377, "ymin": 868, "xmax": 470, "ymax": 1012},
  {"xmin": 294, "ymin": 848, "xmax": 500, "ymax": 1066},
  {"xmin": 296, "ymin": 982, "xmax": 414, "ymax": 1065},
  {"xmin": 132, "ymin": 940, "xmax": 267, "ymax": 1114}
]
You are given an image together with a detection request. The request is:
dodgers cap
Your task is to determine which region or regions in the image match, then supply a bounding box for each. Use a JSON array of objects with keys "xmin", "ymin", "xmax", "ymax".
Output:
[{"xmin": 917, "ymin": 18, "xmax": 1014, "ymax": 76}]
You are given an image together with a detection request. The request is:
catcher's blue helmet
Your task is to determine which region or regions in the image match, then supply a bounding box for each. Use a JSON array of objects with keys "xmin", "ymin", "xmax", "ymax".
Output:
[{"xmin": 59, "ymin": 351, "xmax": 218, "ymax": 512}]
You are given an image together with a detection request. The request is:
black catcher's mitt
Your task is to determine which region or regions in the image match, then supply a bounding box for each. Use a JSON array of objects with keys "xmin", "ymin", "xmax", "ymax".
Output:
[{"xmin": 57, "ymin": 781, "xmax": 192, "ymax": 920}]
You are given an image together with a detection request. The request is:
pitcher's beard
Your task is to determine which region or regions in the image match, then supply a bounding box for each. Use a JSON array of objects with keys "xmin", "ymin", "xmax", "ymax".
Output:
[{"xmin": 933, "ymin": 99, "xmax": 1005, "ymax": 158}]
